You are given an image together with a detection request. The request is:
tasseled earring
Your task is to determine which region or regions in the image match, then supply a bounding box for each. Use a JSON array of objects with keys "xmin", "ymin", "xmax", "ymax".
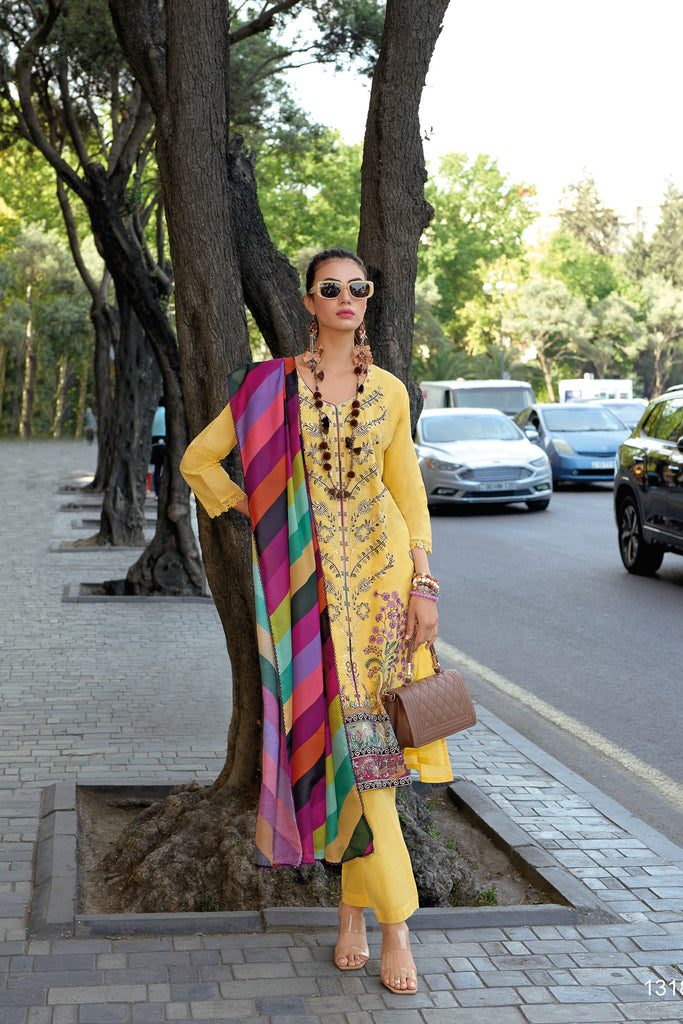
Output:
[
  {"xmin": 307, "ymin": 315, "xmax": 323, "ymax": 375},
  {"xmin": 353, "ymin": 320, "xmax": 373, "ymax": 376}
]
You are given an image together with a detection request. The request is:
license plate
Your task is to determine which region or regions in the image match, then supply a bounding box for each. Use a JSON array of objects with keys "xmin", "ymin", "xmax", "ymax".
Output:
[
  {"xmin": 477, "ymin": 481, "xmax": 517, "ymax": 491},
  {"xmin": 590, "ymin": 460, "xmax": 613, "ymax": 469}
]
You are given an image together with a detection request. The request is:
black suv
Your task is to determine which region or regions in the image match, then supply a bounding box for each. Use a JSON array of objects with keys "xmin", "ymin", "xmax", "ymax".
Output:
[{"xmin": 614, "ymin": 385, "xmax": 683, "ymax": 574}]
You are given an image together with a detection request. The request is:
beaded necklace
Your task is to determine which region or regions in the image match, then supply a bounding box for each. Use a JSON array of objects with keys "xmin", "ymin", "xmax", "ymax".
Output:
[{"xmin": 306, "ymin": 318, "xmax": 373, "ymax": 500}]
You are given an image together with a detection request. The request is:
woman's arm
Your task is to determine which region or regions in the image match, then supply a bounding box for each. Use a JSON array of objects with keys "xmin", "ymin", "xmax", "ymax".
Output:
[
  {"xmin": 180, "ymin": 403, "xmax": 249, "ymax": 518},
  {"xmin": 380, "ymin": 383, "xmax": 439, "ymax": 647},
  {"xmin": 404, "ymin": 546, "xmax": 439, "ymax": 647}
]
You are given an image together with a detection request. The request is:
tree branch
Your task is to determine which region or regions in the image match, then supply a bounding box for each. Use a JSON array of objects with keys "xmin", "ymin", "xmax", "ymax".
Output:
[
  {"xmin": 14, "ymin": 1, "xmax": 88, "ymax": 199},
  {"xmin": 56, "ymin": 177, "xmax": 98, "ymax": 298},
  {"xmin": 57, "ymin": 64, "xmax": 91, "ymax": 169},
  {"xmin": 107, "ymin": 0, "xmax": 167, "ymax": 114},
  {"xmin": 229, "ymin": 0, "xmax": 302, "ymax": 45}
]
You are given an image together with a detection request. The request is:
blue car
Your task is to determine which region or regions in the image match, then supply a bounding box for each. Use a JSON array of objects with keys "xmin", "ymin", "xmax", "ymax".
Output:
[{"xmin": 514, "ymin": 403, "xmax": 630, "ymax": 484}]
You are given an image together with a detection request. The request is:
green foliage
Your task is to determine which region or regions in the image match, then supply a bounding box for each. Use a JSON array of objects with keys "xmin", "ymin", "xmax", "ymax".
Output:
[
  {"xmin": 539, "ymin": 232, "xmax": 617, "ymax": 305},
  {"xmin": 509, "ymin": 277, "xmax": 595, "ymax": 399},
  {"xmin": 230, "ymin": 2, "xmax": 383, "ymax": 144},
  {"xmin": 256, "ymin": 132, "xmax": 361, "ymax": 256},
  {"xmin": 421, "ymin": 153, "xmax": 537, "ymax": 340},
  {"xmin": 0, "ymin": 223, "xmax": 90, "ymax": 435},
  {"xmin": 557, "ymin": 175, "xmax": 618, "ymax": 255},
  {"xmin": 576, "ymin": 293, "xmax": 644, "ymax": 378},
  {"xmin": 635, "ymin": 274, "xmax": 683, "ymax": 395},
  {"xmin": 647, "ymin": 183, "xmax": 683, "ymax": 286},
  {"xmin": 309, "ymin": 0, "xmax": 385, "ymax": 75},
  {"xmin": 474, "ymin": 884, "xmax": 498, "ymax": 907}
]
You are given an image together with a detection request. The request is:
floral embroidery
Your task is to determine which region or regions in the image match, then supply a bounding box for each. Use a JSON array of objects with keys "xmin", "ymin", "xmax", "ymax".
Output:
[
  {"xmin": 345, "ymin": 711, "xmax": 408, "ymax": 790},
  {"xmin": 364, "ymin": 590, "xmax": 411, "ymax": 699},
  {"xmin": 297, "ymin": 369, "xmax": 434, "ymax": 788}
]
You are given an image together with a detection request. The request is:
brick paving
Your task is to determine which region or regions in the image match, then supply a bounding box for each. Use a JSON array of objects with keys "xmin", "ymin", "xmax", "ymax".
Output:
[{"xmin": 2, "ymin": 439, "xmax": 683, "ymax": 1023}]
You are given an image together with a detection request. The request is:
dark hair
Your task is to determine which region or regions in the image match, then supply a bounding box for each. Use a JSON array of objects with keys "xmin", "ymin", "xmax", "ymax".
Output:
[{"xmin": 305, "ymin": 248, "xmax": 367, "ymax": 293}]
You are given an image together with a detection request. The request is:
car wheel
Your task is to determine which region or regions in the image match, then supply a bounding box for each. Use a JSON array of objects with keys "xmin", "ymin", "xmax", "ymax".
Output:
[
  {"xmin": 526, "ymin": 499, "xmax": 550, "ymax": 511},
  {"xmin": 617, "ymin": 496, "xmax": 664, "ymax": 575}
]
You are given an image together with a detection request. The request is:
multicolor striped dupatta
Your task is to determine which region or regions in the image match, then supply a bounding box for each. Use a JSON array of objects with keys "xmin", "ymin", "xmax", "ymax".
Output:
[{"xmin": 227, "ymin": 358, "xmax": 373, "ymax": 867}]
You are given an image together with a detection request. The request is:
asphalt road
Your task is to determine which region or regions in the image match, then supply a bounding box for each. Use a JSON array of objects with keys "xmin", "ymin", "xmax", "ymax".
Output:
[{"xmin": 431, "ymin": 485, "xmax": 683, "ymax": 848}]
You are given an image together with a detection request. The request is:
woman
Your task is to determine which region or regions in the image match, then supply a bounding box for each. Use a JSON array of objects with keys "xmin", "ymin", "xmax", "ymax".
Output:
[{"xmin": 180, "ymin": 248, "xmax": 452, "ymax": 995}]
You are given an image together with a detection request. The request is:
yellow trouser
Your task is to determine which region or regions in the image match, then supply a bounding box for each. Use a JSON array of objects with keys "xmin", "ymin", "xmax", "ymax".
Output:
[{"xmin": 341, "ymin": 786, "xmax": 418, "ymax": 924}]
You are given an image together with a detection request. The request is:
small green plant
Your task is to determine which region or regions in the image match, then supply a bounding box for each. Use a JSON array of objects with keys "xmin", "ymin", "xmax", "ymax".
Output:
[
  {"xmin": 474, "ymin": 885, "xmax": 498, "ymax": 907},
  {"xmin": 195, "ymin": 893, "xmax": 221, "ymax": 913}
]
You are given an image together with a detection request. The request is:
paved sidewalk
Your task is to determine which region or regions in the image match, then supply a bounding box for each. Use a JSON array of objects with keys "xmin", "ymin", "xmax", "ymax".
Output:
[{"xmin": 2, "ymin": 439, "xmax": 683, "ymax": 1023}]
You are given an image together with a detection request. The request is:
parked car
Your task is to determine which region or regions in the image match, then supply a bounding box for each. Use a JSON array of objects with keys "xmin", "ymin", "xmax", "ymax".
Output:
[
  {"xmin": 421, "ymin": 379, "xmax": 535, "ymax": 417},
  {"xmin": 614, "ymin": 390, "xmax": 683, "ymax": 574},
  {"xmin": 415, "ymin": 408, "xmax": 552, "ymax": 510},
  {"xmin": 514, "ymin": 403, "xmax": 630, "ymax": 484},
  {"xmin": 577, "ymin": 397, "xmax": 648, "ymax": 430}
]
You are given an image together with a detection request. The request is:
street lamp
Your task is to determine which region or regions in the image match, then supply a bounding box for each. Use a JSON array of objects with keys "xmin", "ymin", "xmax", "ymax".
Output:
[{"xmin": 483, "ymin": 279, "xmax": 517, "ymax": 379}]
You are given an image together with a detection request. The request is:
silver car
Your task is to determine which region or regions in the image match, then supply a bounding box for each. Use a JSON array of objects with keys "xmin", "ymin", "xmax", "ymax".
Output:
[{"xmin": 416, "ymin": 408, "xmax": 553, "ymax": 511}]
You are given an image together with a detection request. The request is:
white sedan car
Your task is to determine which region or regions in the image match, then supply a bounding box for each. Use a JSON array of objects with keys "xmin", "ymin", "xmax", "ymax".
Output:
[{"xmin": 416, "ymin": 408, "xmax": 553, "ymax": 511}]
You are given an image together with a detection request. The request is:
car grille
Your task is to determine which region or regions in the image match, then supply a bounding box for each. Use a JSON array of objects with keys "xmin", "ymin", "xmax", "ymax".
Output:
[
  {"xmin": 577, "ymin": 450, "xmax": 616, "ymax": 458},
  {"xmin": 460, "ymin": 466, "xmax": 530, "ymax": 481}
]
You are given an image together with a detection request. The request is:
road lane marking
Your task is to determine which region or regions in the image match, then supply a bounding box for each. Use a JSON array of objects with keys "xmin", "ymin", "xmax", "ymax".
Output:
[{"xmin": 439, "ymin": 639, "xmax": 683, "ymax": 810}]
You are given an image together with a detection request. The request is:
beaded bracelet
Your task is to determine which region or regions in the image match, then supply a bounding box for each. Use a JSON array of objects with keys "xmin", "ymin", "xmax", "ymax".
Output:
[
  {"xmin": 412, "ymin": 572, "xmax": 439, "ymax": 587},
  {"xmin": 411, "ymin": 575, "xmax": 439, "ymax": 595},
  {"xmin": 410, "ymin": 590, "xmax": 439, "ymax": 602}
]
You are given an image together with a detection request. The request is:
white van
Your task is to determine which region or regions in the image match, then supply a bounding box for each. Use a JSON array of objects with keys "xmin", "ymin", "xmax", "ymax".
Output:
[
  {"xmin": 558, "ymin": 378, "xmax": 633, "ymax": 403},
  {"xmin": 421, "ymin": 379, "xmax": 536, "ymax": 417}
]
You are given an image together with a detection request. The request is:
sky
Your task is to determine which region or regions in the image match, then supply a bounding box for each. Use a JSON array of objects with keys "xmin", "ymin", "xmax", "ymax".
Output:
[{"xmin": 287, "ymin": 0, "xmax": 683, "ymax": 227}]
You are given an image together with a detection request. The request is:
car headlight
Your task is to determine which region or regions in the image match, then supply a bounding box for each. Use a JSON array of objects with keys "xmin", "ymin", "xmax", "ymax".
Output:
[
  {"xmin": 530, "ymin": 455, "xmax": 549, "ymax": 467},
  {"xmin": 424, "ymin": 457, "xmax": 463, "ymax": 472},
  {"xmin": 551, "ymin": 439, "xmax": 577, "ymax": 455}
]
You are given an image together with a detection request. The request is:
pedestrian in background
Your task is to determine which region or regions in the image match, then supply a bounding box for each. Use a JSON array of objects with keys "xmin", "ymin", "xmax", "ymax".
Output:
[
  {"xmin": 84, "ymin": 407, "xmax": 97, "ymax": 444},
  {"xmin": 151, "ymin": 399, "xmax": 166, "ymax": 497}
]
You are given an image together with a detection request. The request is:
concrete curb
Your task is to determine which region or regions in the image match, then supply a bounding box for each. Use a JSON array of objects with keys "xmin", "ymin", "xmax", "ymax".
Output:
[
  {"xmin": 29, "ymin": 779, "xmax": 617, "ymax": 940},
  {"xmin": 60, "ymin": 583, "xmax": 211, "ymax": 603},
  {"xmin": 448, "ymin": 778, "xmax": 619, "ymax": 923}
]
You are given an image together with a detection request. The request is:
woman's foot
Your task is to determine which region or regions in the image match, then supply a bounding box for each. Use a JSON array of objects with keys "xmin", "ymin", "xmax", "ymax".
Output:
[
  {"xmin": 380, "ymin": 922, "xmax": 418, "ymax": 994},
  {"xmin": 334, "ymin": 902, "xmax": 369, "ymax": 971}
]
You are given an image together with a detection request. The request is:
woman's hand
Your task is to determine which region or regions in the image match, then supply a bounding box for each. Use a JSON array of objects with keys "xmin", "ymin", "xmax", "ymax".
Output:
[{"xmin": 405, "ymin": 594, "xmax": 438, "ymax": 650}]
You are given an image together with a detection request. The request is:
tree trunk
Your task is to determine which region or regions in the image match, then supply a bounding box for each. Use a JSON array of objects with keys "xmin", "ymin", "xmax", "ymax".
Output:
[
  {"xmin": 152, "ymin": 0, "xmax": 263, "ymax": 790},
  {"xmin": 227, "ymin": 137, "xmax": 309, "ymax": 357},
  {"xmin": 358, "ymin": 0, "xmax": 451, "ymax": 428},
  {"xmin": 537, "ymin": 348, "xmax": 557, "ymax": 401},
  {"xmin": 75, "ymin": 343, "xmax": 91, "ymax": 440},
  {"xmin": 19, "ymin": 283, "xmax": 37, "ymax": 440},
  {"xmin": 96, "ymin": 290, "xmax": 159, "ymax": 546},
  {"xmin": 87, "ymin": 290, "xmax": 117, "ymax": 492},
  {"xmin": 0, "ymin": 344, "xmax": 7, "ymax": 426},
  {"xmin": 51, "ymin": 354, "xmax": 69, "ymax": 438}
]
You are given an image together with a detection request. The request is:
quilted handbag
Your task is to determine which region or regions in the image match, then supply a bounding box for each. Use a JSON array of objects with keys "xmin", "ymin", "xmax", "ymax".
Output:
[{"xmin": 382, "ymin": 643, "xmax": 476, "ymax": 748}]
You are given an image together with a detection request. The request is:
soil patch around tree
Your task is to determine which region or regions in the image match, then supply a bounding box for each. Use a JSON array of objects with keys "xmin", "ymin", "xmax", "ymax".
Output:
[{"xmin": 77, "ymin": 783, "xmax": 551, "ymax": 916}]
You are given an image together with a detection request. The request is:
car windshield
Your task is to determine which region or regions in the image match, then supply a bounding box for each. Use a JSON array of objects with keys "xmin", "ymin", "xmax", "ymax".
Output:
[
  {"xmin": 421, "ymin": 413, "xmax": 522, "ymax": 443},
  {"xmin": 454, "ymin": 387, "xmax": 530, "ymax": 415},
  {"xmin": 604, "ymin": 401, "xmax": 646, "ymax": 427},
  {"xmin": 543, "ymin": 407, "xmax": 625, "ymax": 432}
]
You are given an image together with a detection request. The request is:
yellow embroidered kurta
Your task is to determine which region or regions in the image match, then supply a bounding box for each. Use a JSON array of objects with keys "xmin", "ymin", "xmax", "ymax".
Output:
[{"xmin": 180, "ymin": 364, "xmax": 452, "ymax": 785}]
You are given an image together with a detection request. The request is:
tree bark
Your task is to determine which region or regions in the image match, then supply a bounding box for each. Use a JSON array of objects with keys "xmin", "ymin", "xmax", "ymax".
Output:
[
  {"xmin": 228, "ymin": 137, "xmax": 309, "ymax": 356},
  {"xmin": 0, "ymin": 345, "xmax": 7, "ymax": 424},
  {"xmin": 75, "ymin": 345, "xmax": 90, "ymax": 440},
  {"xmin": 151, "ymin": 0, "xmax": 263, "ymax": 790},
  {"xmin": 51, "ymin": 354, "xmax": 69, "ymax": 438},
  {"xmin": 86, "ymin": 290, "xmax": 117, "ymax": 491},
  {"xmin": 358, "ymin": 0, "xmax": 450, "ymax": 427},
  {"xmin": 19, "ymin": 283, "xmax": 37, "ymax": 440},
  {"xmin": 537, "ymin": 348, "xmax": 557, "ymax": 402},
  {"xmin": 94, "ymin": 289, "xmax": 159, "ymax": 546}
]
